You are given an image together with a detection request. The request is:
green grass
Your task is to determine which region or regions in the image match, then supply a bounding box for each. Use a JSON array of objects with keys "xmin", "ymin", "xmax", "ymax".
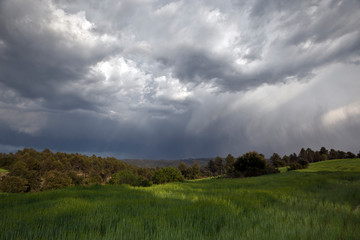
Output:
[
  {"xmin": 0, "ymin": 168, "xmax": 8, "ymax": 173},
  {"xmin": 1, "ymin": 159, "xmax": 360, "ymax": 239}
]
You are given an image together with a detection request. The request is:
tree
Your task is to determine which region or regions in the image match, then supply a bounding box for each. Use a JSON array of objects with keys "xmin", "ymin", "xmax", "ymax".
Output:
[
  {"xmin": 86, "ymin": 170, "xmax": 103, "ymax": 185},
  {"xmin": 289, "ymin": 153, "xmax": 298, "ymax": 163},
  {"xmin": 329, "ymin": 149, "xmax": 338, "ymax": 159},
  {"xmin": 234, "ymin": 151, "xmax": 275, "ymax": 177},
  {"xmin": 207, "ymin": 160, "xmax": 216, "ymax": 175},
  {"xmin": 10, "ymin": 161, "xmax": 28, "ymax": 177},
  {"xmin": 270, "ymin": 153, "xmax": 285, "ymax": 167},
  {"xmin": 337, "ymin": 151, "xmax": 346, "ymax": 159},
  {"xmin": 68, "ymin": 171, "xmax": 84, "ymax": 185},
  {"xmin": 282, "ymin": 155, "xmax": 290, "ymax": 166},
  {"xmin": 109, "ymin": 170, "xmax": 139, "ymax": 186},
  {"xmin": 214, "ymin": 156, "xmax": 224, "ymax": 175},
  {"xmin": 319, "ymin": 147, "xmax": 328, "ymax": 156},
  {"xmin": 225, "ymin": 154, "xmax": 235, "ymax": 176},
  {"xmin": 178, "ymin": 162, "xmax": 188, "ymax": 178},
  {"xmin": 23, "ymin": 170, "xmax": 42, "ymax": 192},
  {"xmin": 187, "ymin": 162, "xmax": 200, "ymax": 179},
  {"xmin": 346, "ymin": 152, "xmax": 356, "ymax": 159},
  {"xmin": 0, "ymin": 176, "xmax": 28, "ymax": 193},
  {"xmin": 306, "ymin": 148, "xmax": 315, "ymax": 163},
  {"xmin": 299, "ymin": 148, "xmax": 307, "ymax": 161},
  {"xmin": 42, "ymin": 170, "xmax": 72, "ymax": 190},
  {"xmin": 152, "ymin": 167, "xmax": 184, "ymax": 184}
]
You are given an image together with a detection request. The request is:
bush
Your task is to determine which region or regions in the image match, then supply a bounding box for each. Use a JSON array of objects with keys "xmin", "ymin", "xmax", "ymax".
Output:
[
  {"xmin": 42, "ymin": 170, "xmax": 72, "ymax": 190},
  {"xmin": 152, "ymin": 167, "xmax": 184, "ymax": 184},
  {"xmin": 0, "ymin": 176, "xmax": 28, "ymax": 193}
]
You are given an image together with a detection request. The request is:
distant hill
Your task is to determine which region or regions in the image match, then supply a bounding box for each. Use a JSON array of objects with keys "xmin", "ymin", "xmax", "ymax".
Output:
[{"xmin": 121, "ymin": 158, "xmax": 212, "ymax": 169}]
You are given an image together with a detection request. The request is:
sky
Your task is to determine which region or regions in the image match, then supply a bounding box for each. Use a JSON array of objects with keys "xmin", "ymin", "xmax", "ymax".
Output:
[{"xmin": 0, "ymin": 0, "xmax": 359, "ymax": 159}]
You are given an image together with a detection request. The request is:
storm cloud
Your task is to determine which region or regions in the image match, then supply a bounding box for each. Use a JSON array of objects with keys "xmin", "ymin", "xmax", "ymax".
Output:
[{"xmin": 0, "ymin": 0, "xmax": 359, "ymax": 159}]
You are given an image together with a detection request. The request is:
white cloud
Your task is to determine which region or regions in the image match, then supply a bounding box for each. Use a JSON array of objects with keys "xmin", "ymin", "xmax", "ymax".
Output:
[{"xmin": 322, "ymin": 101, "xmax": 360, "ymax": 127}]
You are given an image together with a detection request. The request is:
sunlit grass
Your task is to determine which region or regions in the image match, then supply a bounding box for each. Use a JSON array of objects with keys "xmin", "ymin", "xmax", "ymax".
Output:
[
  {"xmin": 1, "ymin": 159, "xmax": 359, "ymax": 239},
  {"xmin": 0, "ymin": 168, "xmax": 8, "ymax": 173}
]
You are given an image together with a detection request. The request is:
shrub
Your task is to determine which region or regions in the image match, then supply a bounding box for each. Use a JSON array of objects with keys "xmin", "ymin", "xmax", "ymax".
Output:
[
  {"xmin": 0, "ymin": 176, "xmax": 28, "ymax": 193},
  {"xmin": 152, "ymin": 167, "xmax": 184, "ymax": 184}
]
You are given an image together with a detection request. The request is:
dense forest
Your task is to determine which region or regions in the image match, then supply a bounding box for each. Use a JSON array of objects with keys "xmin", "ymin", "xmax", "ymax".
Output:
[{"xmin": 0, "ymin": 147, "xmax": 359, "ymax": 193}]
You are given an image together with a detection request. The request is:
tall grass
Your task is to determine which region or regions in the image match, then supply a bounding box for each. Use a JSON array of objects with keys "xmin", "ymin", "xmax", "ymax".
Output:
[{"xmin": 1, "ymin": 159, "xmax": 360, "ymax": 239}]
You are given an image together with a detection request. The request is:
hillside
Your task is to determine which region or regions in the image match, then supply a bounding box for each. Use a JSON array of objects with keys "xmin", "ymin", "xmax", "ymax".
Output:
[{"xmin": 1, "ymin": 159, "xmax": 359, "ymax": 239}]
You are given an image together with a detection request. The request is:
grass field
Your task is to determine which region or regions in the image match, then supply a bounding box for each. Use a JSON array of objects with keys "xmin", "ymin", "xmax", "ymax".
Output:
[
  {"xmin": 0, "ymin": 168, "xmax": 8, "ymax": 173},
  {"xmin": 1, "ymin": 159, "xmax": 360, "ymax": 239}
]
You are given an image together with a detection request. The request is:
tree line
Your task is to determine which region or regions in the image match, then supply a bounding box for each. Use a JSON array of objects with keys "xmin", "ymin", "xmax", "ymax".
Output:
[
  {"xmin": 0, "ymin": 147, "xmax": 359, "ymax": 193},
  {"xmin": 203, "ymin": 147, "xmax": 360, "ymax": 177}
]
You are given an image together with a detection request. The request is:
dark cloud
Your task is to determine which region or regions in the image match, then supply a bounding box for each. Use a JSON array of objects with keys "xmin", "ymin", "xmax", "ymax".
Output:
[{"xmin": 0, "ymin": 0, "xmax": 359, "ymax": 158}]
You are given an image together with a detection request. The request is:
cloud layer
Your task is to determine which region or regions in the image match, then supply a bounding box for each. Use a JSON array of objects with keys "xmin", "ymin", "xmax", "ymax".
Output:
[{"xmin": 0, "ymin": 0, "xmax": 359, "ymax": 158}]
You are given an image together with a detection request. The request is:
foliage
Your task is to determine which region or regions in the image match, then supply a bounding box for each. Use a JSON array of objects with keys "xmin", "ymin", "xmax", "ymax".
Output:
[
  {"xmin": 186, "ymin": 162, "xmax": 201, "ymax": 179},
  {"xmin": 110, "ymin": 170, "xmax": 139, "ymax": 186},
  {"xmin": 0, "ymin": 176, "xmax": 28, "ymax": 193},
  {"xmin": 86, "ymin": 171, "xmax": 103, "ymax": 185},
  {"xmin": 42, "ymin": 170, "xmax": 72, "ymax": 190},
  {"xmin": 214, "ymin": 156, "xmax": 224, "ymax": 175},
  {"xmin": 110, "ymin": 170, "xmax": 153, "ymax": 187},
  {"xmin": 67, "ymin": 171, "xmax": 84, "ymax": 185},
  {"xmin": 0, "ymin": 148, "xmax": 139, "ymax": 192},
  {"xmin": 0, "ymin": 159, "xmax": 359, "ymax": 239},
  {"xmin": 288, "ymin": 158, "xmax": 309, "ymax": 171},
  {"xmin": 270, "ymin": 153, "xmax": 285, "ymax": 167},
  {"xmin": 152, "ymin": 167, "xmax": 184, "ymax": 184},
  {"xmin": 234, "ymin": 151, "xmax": 278, "ymax": 177},
  {"xmin": 224, "ymin": 154, "xmax": 235, "ymax": 176}
]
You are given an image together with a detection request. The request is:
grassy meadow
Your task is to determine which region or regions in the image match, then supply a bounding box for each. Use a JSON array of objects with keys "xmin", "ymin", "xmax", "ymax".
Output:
[{"xmin": 1, "ymin": 159, "xmax": 360, "ymax": 239}]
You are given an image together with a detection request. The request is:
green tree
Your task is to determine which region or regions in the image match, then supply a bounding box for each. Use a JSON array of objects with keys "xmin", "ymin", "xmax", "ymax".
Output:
[
  {"xmin": 207, "ymin": 160, "xmax": 216, "ymax": 175},
  {"xmin": 225, "ymin": 154, "xmax": 235, "ymax": 176},
  {"xmin": 178, "ymin": 162, "xmax": 188, "ymax": 178},
  {"xmin": 270, "ymin": 153, "xmax": 285, "ymax": 167},
  {"xmin": 187, "ymin": 162, "xmax": 200, "ymax": 179},
  {"xmin": 67, "ymin": 171, "xmax": 84, "ymax": 185},
  {"xmin": 152, "ymin": 167, "xmax": 184, "ymax": 184},
  {"xmin": 43, "ymin": 170, "xmax": 72, "ymax": 190},
  {"xmin": 320, "ymin": 147, "xmax": 328, "ymax": 156},
  {"xmin": 10, "ymin": 161, "xmax": 28, "ymax": 177},
  {"xmin": 0, "ymin": 176, "xmax": 28, "ymax": 193},
  {"xmin": 282, "ymin": 155, "xmax": 290, "ymax": 166},
  {"xmin": 329, "ymin": 149, "xmax": 338, "ymax": 159},
  {"xmin": 87, "ymin": 170, "xmax": 103, "ymax": 185},
  {"xmin": 214, "ymin": 156, "xmax": 224, "ymax": 175},
  {"xmin": 234, "ymin": 152, "xmax": 277, "ymax": 177}
]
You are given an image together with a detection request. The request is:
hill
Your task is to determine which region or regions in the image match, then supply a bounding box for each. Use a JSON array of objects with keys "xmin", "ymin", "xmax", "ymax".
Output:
[
  {"xmin": 121, "ymin": 158, "xmax": 212, "ymax": 168},
  {"xmin": 1, "ymin": 158, "xmax": 359, "ymax": 239}
]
